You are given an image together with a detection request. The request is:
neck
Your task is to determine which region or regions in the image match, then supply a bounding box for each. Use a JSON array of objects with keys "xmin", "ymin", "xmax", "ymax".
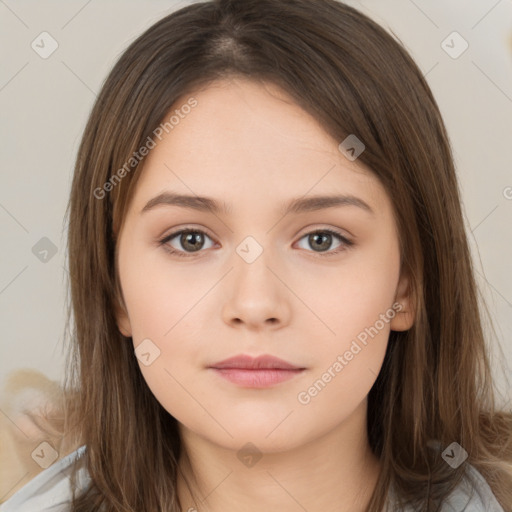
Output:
[{"xmin": 176, "ymin": 400, "xmax": 381, "ymax": 512}]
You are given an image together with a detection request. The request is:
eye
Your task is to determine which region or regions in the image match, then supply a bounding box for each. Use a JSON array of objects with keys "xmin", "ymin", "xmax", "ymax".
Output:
[
  {"xmin": 295, "ymin": 229, "xmax": 353, "ymax": 256},
  {"xmin": 158, "ymin": 228, "xmax": 215, "ymax": 258},
  {"xmin": 158, "ymin": 227, "xmax": 354, "ymax": 258}
]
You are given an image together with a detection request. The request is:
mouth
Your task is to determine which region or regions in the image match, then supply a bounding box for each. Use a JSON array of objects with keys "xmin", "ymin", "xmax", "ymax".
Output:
[{"xmin": 208, "ymin": 354, "xmax": 306, "ymax": 388}]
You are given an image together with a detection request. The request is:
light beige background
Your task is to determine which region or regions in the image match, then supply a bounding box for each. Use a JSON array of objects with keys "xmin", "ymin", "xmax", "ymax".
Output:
[{"xmin": 1, "ymin": 0, "xmax": 511, "ymax": 406}]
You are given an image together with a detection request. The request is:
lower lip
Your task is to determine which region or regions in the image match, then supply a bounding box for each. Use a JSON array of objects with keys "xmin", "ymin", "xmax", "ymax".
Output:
[{"xmin": 210, "ymin": 368, "xmax": 305, "ymax": 388}]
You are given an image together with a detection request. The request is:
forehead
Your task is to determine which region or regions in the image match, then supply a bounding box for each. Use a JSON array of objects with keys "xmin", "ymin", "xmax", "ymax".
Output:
[{"xmin": 127, "ymin": 77, "xmax": 387, "ymax": 216}]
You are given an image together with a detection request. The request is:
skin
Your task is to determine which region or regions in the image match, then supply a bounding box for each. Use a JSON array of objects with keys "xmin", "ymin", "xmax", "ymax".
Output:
[{"xmin": 114, "ymin": 77, "xmax": 415, "ymax": 512}]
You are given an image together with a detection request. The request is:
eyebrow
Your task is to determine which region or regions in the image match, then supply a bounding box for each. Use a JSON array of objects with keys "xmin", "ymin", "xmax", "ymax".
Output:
[{"xmin": 140, "ymin": 192, "xmax": 375, "ymax": 216}]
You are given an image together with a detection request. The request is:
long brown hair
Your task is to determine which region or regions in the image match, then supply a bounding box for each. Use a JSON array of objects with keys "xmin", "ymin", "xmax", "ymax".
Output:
[{"xmin": 62, "ymin": 0, "xmax": 512, "ymax": 510}]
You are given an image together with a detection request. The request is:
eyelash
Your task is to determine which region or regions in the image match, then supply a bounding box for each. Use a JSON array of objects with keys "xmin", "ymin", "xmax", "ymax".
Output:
[{"xmin": 158, "ymin": 227, "xmax": 354, "ymax": 258}]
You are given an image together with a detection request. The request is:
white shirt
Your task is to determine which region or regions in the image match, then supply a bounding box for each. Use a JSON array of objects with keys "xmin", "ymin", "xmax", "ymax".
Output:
[
  {"xmin": 0, "ymin": 445, "xmax": 90, "ymax": 512},
  {"xmin": 0, "ymin": 445, "xmax": 505, "ymax": 511}
]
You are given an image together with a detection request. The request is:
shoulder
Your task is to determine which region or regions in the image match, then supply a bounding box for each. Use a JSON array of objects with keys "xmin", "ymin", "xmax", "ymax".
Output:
[
  {"xmin": 388, "ymin": 463, "xmax": 505, "ymax": 511},
  {"xmin": 0, "ymin": 445, "xmax": 90, "ymax": 512},
  {"xmin": 439, "ymin": 463, "xmax": 505, "ymax": 512}
]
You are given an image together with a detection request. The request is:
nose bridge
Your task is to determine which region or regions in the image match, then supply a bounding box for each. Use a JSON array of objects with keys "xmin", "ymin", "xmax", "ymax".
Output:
[
  {"xmin": 233, "ymin": 233, "xmax": 277, "ymax": 294},
  {"xmin": 221, "ymin": 233, "xmax": 290, "ymax": 328}
]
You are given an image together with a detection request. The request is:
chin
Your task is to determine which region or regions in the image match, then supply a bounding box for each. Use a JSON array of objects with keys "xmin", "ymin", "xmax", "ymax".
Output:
[{"xmin": 186, "ymin": 416, "xmax": 311, "ymax": 454}]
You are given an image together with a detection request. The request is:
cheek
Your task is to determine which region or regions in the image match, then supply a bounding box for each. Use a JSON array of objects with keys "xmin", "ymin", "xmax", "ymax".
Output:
[
  {"xmin": 118, "ymin": 247, "xmax": 213, "ymax": 405},
  {"xmin": 294, "ymin": 258, "xmax": 398, "ymax": 418},
  {"xmin": 119, "ymin": 239, "xmax": 214, "ymax": 341},
  {"xmin": 311, "ymin": 238, "xmax": 400, "ymax": 343},
  {"xmin": 298, "ymin": 234, "xmax": 400, "ymax": 403},
  {"xmin": 122, "ymin": 271, "xmax": 205, "ymax": 419}
]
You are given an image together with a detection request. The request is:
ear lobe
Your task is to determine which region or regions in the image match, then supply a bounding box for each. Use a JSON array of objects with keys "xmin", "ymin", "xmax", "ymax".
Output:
[
  {"xmin": 114, "ymin": 297, "xmax": 132, "ymax": 338},
  {"xmin": 390, "ymin": 272, "xmax": 415, "ymax": 332}
]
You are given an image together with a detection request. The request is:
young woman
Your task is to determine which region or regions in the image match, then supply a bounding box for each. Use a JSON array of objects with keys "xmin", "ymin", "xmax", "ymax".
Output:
[{"xmin": 2, "ymin": 0, "xmax": 511, "ymax": 510}]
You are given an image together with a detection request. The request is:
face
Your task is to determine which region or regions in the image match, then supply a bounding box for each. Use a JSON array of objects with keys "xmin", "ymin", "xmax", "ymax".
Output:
[{"xmin": 114, "ymin": 77, "xmax": 414, "ymax": 452}]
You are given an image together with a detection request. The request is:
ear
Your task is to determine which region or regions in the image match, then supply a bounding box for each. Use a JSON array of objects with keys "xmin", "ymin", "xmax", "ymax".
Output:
[
  {"xmin": 114, "ymin": 296, "xmax": 132, "ymax": 338},
  {"xmin": 390, "ymin": 272, "xmax": 415, "ymax": 331}
]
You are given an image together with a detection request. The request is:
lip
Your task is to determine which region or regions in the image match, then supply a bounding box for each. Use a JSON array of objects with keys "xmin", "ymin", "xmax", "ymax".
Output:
[
  {"xmin": 209, "ymin": 354, "xmax": 304, "ymax": 370},
  {"xmin": 208, "ymin": 354, "xmax": 306, "ymax": 388}
]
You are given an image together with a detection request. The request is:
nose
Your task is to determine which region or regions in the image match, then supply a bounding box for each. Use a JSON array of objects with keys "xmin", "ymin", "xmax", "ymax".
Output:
[{"xmin": 221, "ymin": 249, "xmax": 291, "ymax": 331}]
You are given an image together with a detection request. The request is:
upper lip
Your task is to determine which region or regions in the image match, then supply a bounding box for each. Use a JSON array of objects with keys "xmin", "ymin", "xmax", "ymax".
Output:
[{"xmin": 209, "ymin": 354, "xmax": 304, "ymax": 370}]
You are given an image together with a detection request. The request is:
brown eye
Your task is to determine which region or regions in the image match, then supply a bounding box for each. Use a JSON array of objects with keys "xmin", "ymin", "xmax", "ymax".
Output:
[
  {"xmin": 179, "ymin": 231, "xmax": 205, "ymax": 252},
  {"xmin": 308, "ymin": 232, "xmax": 333, "ymax": 252},
  {"xmin": 159, "ymin": 229, "xmax": 215, "ymax": 257},
  {"xmin": 296, "ymin": 229, "xmax": 353, "ymax": 256}
]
